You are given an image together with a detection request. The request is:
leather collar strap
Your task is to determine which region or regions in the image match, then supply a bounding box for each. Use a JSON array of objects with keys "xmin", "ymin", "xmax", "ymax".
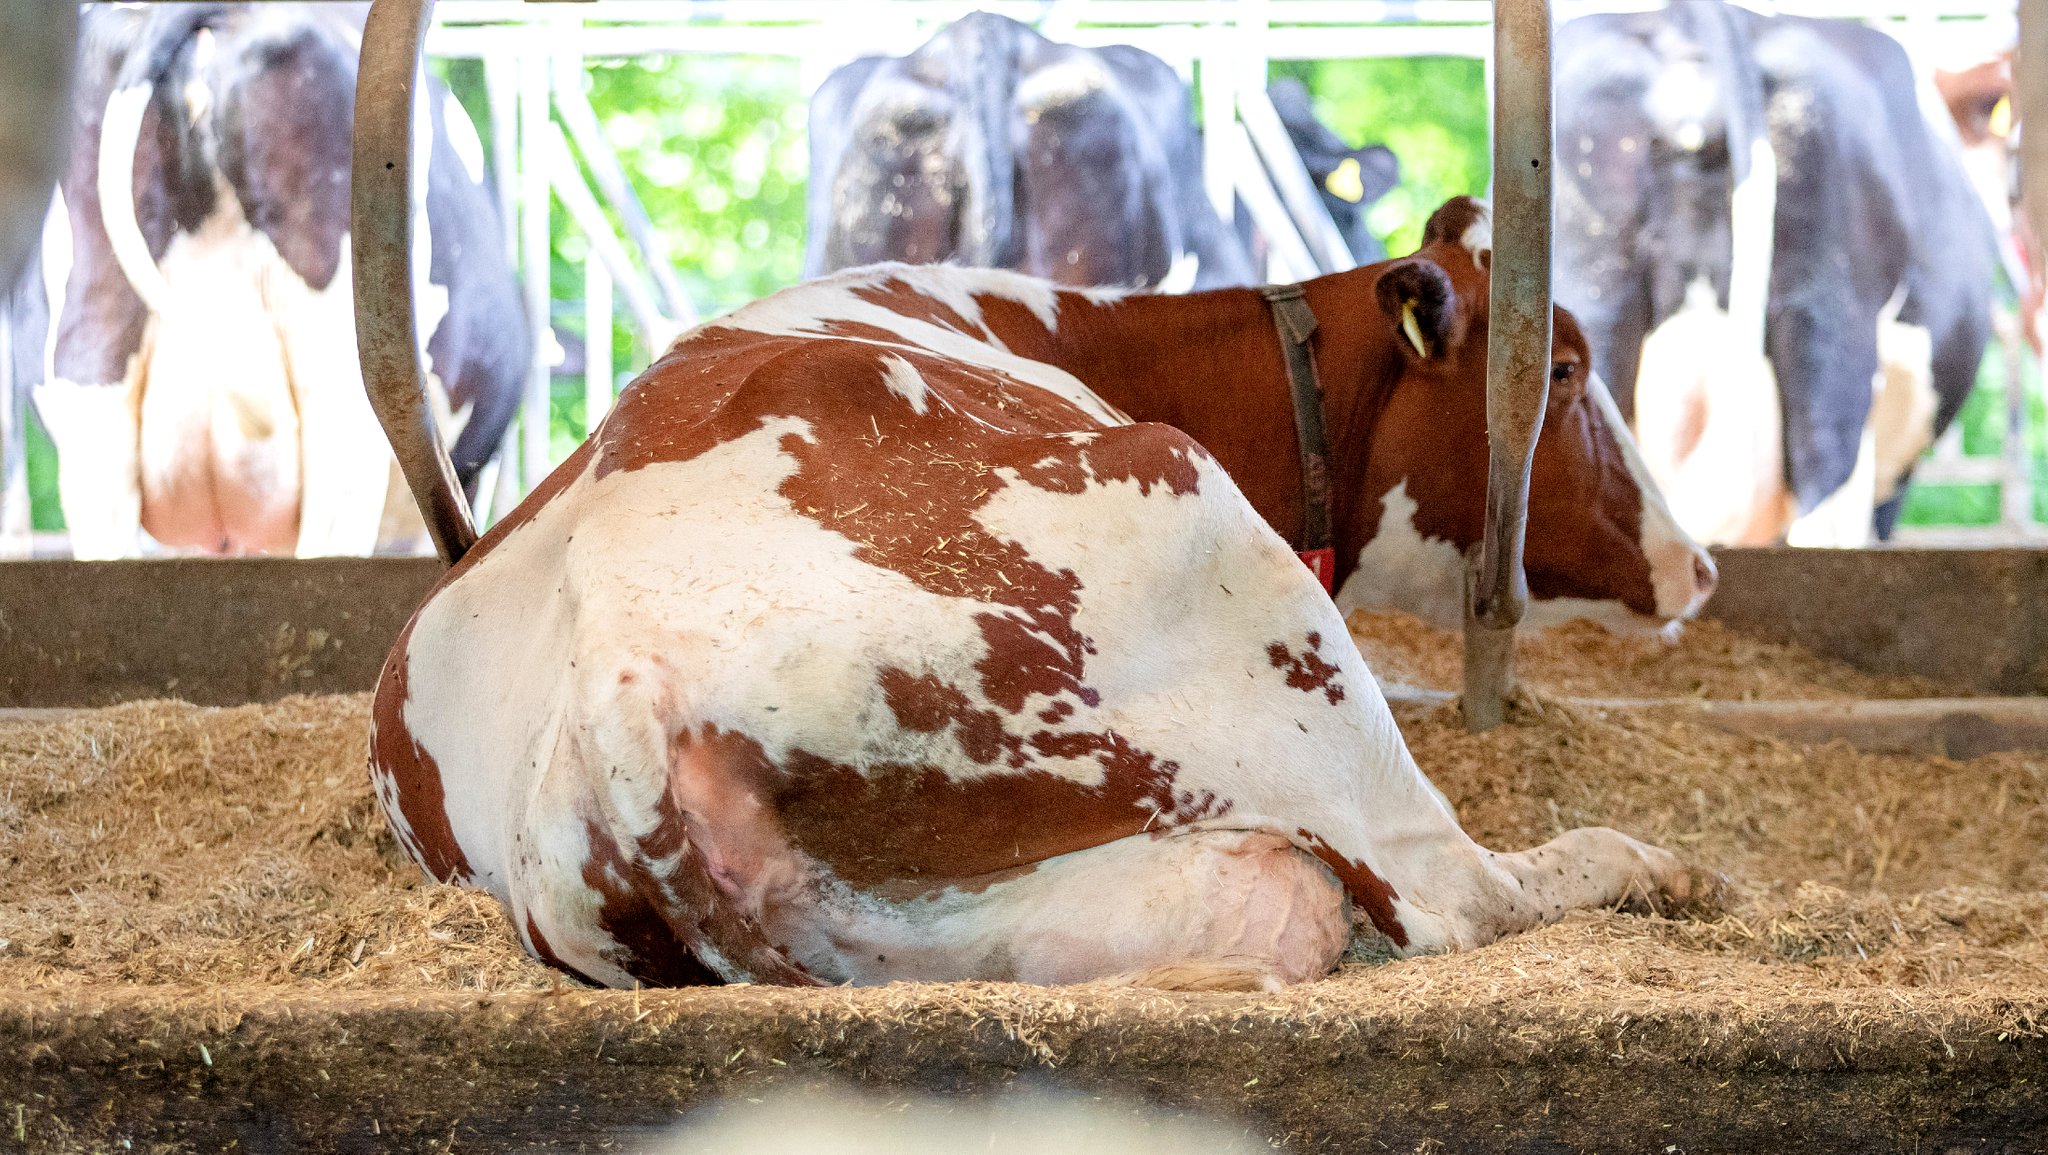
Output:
[{"xmin": 1259, "ymin": 282, "xmax": 1336, "ymax": 593}]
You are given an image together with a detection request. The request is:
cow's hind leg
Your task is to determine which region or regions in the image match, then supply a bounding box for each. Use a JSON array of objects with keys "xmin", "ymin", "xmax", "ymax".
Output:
[{"xmin": 807, "ymin": 829, "xmax": 1352, "ymax": 990}]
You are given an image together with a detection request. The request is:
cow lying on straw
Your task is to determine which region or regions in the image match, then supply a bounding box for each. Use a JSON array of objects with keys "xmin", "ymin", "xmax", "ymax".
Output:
[{"xmin": 371, "ymin": 200, "xmax": 1719, "ymax": 989}]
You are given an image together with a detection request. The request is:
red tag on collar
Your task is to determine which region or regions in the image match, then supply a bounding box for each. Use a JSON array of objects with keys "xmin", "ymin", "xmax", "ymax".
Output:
[{"xmin": 1297, "ymin": 547, "xmax": 1335, "ymax": 594}]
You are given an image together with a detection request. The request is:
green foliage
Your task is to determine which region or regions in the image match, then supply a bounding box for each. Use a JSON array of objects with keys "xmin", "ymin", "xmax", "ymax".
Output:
[
  {"xmin": 25, "ymin": 410, "xmax": 60, "ymax": 532},
  {"xmin": 579, "ymin": 55, "xmax": 809, "ymax": 316},
  {"xmin": 1895, "ymin": 312, "xmax": 2045, "ymax": 530},
  {"xmin": 1900, "ymin": 481, "xmax": 2002, "ymax": 527},
  {"xmin": 1270, "ymin": 56, "xmax": 1491, "ymax": 258}
]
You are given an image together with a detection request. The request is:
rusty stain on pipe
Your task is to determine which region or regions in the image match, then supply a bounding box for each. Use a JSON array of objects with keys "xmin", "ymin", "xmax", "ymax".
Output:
[
  {"xmin": 1464, "ymin": 0, "xmax": 1553, "ymax": 733},
  {"xmin": 352, "ymin": 0, "xmax": 476, "ymax": 565}
]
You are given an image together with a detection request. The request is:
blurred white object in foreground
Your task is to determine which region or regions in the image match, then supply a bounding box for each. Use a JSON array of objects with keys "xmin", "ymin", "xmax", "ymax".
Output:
[{"xmin": 641, "ymin": 1085, "xmax": 1268, "ymax": 1155}]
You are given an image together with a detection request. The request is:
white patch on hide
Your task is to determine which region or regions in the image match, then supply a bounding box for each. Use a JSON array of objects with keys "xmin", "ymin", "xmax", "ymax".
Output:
[
  {"xmin": 1153, "ymin": 251, "xmax": 1200, "ymax": 295},
  {"xmin": 1787, "ymin": 290, "xmax": 1929, "ymax": 545},
  {"xmin": 1871, "ymin": 311, "xmax": 1936, "ymax": 504},
  {"xmin": 1727, "ymin": 137, "xmax": 1778, "ymax": 352},
  {"xmin": 1589, "ymin": 370, "xmax": 1717, "ymax": 620},
  {"xmin": 1631, "ymin": 282, "xmax": 1787, "ymax": 546},
  {"xmin": 878, "ymin": 352, "xmax": 931, "ymax": 414},
  {"xmin": 1785, "ymin": 427, "xmax": 1878, "ymax": 547},
  {"xmin": 275, "ymin": 235, "xmax": 394, "ymax": 557},
  {"xmin": 1458, "ymin": 214, "xmax": 1491, "ymax": 270},
  {"xmin": 33, "ymin": 378, "xmax": 142, "ymax": 560},
  {"xmin": 713, "ymin": 264, "xmax": 1127, "ymax": 426},
  {"xmin": 39, "ymin": 191, "xmax": 70, "ymax": 383},
  {"xmin": 1335, "ymin": 478, "xmax": 1466, "ymax": 631}
]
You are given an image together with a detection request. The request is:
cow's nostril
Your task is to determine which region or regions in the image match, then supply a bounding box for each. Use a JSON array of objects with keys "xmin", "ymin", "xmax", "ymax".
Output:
[{"xmin": 1692, "ymin": 553, "xmax": 1718, "ymax": 599}]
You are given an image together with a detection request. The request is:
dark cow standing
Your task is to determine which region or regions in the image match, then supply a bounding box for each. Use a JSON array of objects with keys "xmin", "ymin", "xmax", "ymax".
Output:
[
  {"xmin": 1556, "ymin": 1, "xmax": 1995, "ymax": 545},
  {"xmin": 805, "ymin": 12, "xmax": 1396, "ymax": 291},
  {"xmin": 1269, "ymin": 77, "xmax": 1399, "ymax": 265},
  {"xmin": 7, "ymin": 4, "xmax": 526, "ymax": 558}
]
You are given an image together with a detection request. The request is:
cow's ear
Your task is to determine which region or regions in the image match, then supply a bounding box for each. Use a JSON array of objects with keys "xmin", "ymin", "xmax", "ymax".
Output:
[
  {"xmin": 1374, "ymin": 259, "xmax": 1455, "ymax": 362},
  {"xmin": 1326, "ymin": 145, "xmax": 1399, "ymax": 207}
]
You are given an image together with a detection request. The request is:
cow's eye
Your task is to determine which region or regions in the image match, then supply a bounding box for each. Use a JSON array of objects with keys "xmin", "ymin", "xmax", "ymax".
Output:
[{"xmin": 1550, "ymin": 362, "xmax": 1575, "ymax": 383}]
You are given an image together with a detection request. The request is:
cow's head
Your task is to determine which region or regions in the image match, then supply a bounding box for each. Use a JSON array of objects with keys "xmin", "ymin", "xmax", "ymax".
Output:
[{"xmin": 1336, "ymin": 197, "xmax": 1716, "ymax": 636}]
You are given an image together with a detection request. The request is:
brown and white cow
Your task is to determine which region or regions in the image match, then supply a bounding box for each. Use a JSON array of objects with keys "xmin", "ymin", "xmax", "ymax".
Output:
[
  {"xmin": 372, "ymin": 198, "xmax": 1717, "ymax": 990},
  {"xmin": 8, "ymin": 4, "xmax": 525, "ymax": 559}
]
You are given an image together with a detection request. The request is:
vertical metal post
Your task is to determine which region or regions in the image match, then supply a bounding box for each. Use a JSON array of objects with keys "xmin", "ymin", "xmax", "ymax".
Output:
[
  {"xmin": 1200, "ymin": 17, "xmax": 1235, "ymax": 223},
  {"xmin": 2001, "ymin": 312, "xmax": 2031, "ymax": 532},
  {"xmin": 2026, "ymin": 0, "xmax": 2048, "ymax": 281},
  {"xmin": 585, "ymin": 254, "xmax": 613, "ymax": 432},
  {"xmin": 354, "ymin": 0, "xmax": 475, "ymax": 565},
  {"xmin": 482, "ymin": 47, "xmax": 521, "ymax": 270},
  {"xmin": 518, "ymin": 24, "xmax": 553, "ymax": 495},
  {"xmin": 2024, "ymin": 0, "xmax": 2048, "ymax": 534},
  {"xmin": 0, "ymin": 317, "xmax": 26, "ymax": 556},
  {"xmin": 1463, "ymin": 0, "xmax": 1554, "ymax": 733}
]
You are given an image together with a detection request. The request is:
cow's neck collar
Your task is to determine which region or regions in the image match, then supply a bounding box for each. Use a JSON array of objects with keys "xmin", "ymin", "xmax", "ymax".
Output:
[
  {"xmin": 1257, "ymin": 283, "xmax": 1336, "ymax": 593},
  {"xmin": 993, "ymin": 266, "xmax": 1394, "ymax": 591}
]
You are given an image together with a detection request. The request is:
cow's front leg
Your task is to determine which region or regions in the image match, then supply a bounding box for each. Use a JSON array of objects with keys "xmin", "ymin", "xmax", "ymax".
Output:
[
  {"xmin": 33, "ymin": 379, "xmax": 142, "ymax": 560},
  {"xmin": 1404, "ymin": 827, "xmax": 1725, "ymax": 954},
  {"xmin": 1489, "ymin": 826, "xmax": 1723, "ymax": 923}
]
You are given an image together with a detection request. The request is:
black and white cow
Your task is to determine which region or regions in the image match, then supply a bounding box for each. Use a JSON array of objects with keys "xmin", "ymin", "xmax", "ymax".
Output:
[
  {"xmin": 1555, "ymin": 1, "xmax": 1996, "ymax": 545},
  {"xmin": 1268, "ymin": 77, "xmax": 1399, "ymax": 266},
  {"xmin": 804, "ymin": 12, "xmax": 1397, "ymax": 291},
  {"xmin": 7, "ymin": 3, "xmax": 526, "ymax": 558}
]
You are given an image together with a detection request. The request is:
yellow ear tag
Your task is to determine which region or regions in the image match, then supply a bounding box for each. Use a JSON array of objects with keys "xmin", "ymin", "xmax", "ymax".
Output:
[
  {"xmin": 1990, "ymin": 96, "xmax": 2014, "ymax": 138},
  {"xmin": 1400, "ymin": 301, "xmax": 1430, "ymax": 358},
  {"xmin": 1325, "ymin": 156, "xmax": 1366, "ymax": 204}
]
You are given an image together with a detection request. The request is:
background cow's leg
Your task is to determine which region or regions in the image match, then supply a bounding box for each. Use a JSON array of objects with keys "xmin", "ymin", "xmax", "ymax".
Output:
[
  {"xmin": 1769, "ymin": 297, "xmax": 1885, "ymax": 548},
  {"xmin": 36, "ymin": 378, "xmax": 144, "ymax": 560},
  {"xmin": 1, "ymin": 254, "xmax": 41, "ymax": 557},
  {"xmin": 275, "ymin": 239, "xmax": 390, "ymax": 557}
]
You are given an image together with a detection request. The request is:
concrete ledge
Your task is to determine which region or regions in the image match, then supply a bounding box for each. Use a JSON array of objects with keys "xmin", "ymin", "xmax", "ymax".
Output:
[
  {"xmin": 0, "ymin": 549, "xmax": 2044, "ymax": 706},
  {"xmin": 1704, "ymin": 547, "xmax": 2048, "ymax": 696},
  {"xmin": 1385, "ymin": 691, "xmax": 2048, "ymax": 758},
  {"xmin": 5, "ymin": 986, "xmax": 2043, "ymax": 1153},
  {"xmin": 0, "ymin": 557, "xmax": 441, "ymax": 707}
]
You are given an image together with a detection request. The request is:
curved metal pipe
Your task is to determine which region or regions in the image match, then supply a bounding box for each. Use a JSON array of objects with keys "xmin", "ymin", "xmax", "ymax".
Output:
[
  {"xmin": 1464, "ymin": 0, "xmax": 1552, "ymax": 732},
  {"xmin": 352, "ymin": 0, "xmax": 475, "ymax": 565}
]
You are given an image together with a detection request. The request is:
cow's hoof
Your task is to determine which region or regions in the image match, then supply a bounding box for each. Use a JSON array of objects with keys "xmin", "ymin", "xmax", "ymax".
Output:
[{"xmin": 1640, "ymin": 862, "xmax": 1732, "ymax": 921}]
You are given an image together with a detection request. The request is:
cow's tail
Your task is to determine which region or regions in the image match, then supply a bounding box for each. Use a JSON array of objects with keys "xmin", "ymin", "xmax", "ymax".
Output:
[
  {"xmin": 1674, "ymin": 1, "xmax": 1777, "ymax": 353},
  {"xmin": 96, "ymin": 4, "xmax": 226, "ymax": 317},
  {"xmin": 944, "ymin": 12, "xmax": 1019, "ymax": 268}
]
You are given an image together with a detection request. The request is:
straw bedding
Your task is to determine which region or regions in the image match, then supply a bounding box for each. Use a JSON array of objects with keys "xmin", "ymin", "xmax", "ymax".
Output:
[
  {"xmin": 1347, "ymin": 609, "xmax": 1959, "ymax": 699},
  {"xmin": 0, "ymin": 651, "xmax": 2040, "ymax": 1032}
]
